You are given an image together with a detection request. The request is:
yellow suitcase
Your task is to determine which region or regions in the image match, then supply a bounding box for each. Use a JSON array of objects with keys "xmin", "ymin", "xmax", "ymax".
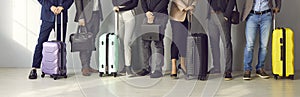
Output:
[{"xmin": 272, "ymin": 28, "xmax": 294, "ymax": 80}]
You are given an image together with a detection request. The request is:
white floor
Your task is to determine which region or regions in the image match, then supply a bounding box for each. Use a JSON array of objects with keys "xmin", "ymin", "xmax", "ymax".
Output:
[{"xmin": 0, "ymin": 68, "xmax": 299, "ymax": 97}]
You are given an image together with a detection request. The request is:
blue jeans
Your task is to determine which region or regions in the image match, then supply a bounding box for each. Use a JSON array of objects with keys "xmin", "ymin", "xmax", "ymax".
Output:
[{"xmin": 243, "ymin": 12, "xmax": 272, "ymax": 71}]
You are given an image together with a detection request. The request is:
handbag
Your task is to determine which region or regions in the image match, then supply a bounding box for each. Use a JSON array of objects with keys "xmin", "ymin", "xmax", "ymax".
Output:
[
  {"xmin": 69, "ymin": 26, "xmax": 95, "ymax": 52},
  {"xmin": 141, "ymin": 24, "xmax": 160, "ymax": 41},
  {"xmin": 231, "ymin": 0, "xmax": 240, "ymax": 24}
]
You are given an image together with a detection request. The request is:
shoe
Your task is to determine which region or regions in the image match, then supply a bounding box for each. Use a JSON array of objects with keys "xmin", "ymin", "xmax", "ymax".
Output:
[
  {"xmin": 82, "ymin": 68, "xmax": 91, "ymax": 76},
  {"xmin": 89, "ymin": 68, "xmax": 98, "ymax": 73},
  {"xmin": 256, "ymin": 68, "xmax": 270, "ymax": 79},
  {"xmin": 150, "ymin": 70, "xmax": 163, "ymax": 78},
  {"xmin": 208, "ymin": 67, "xmax": 221, "ymax": 74},
  {"xmin": 118, "ymin": 67, "xmax": 126, "ymax": 76},
  {"xmin": 178, "ymin": 64, "xmax": 187, "ymax": 75},
  {"xmin": 224, "ymin": 72, "xmax": 232, "ymax": 81},
  {"xmin": 28, "ymin": 69, "xmax": 37, "ymax": 79},
  {"xmin": 125, "ymin": 66, "xmax": 136, "ymax": 77},
  {"xmin": 170, "ymin": 74, "xmax": 178, "ymax": 79},
  {"xmin": 136, "ymin": 68, "xmax": 151, "ymax": 76},
  {"xmin": 243, "ymin": 70, "xmax": 251, "ymax": 80}
]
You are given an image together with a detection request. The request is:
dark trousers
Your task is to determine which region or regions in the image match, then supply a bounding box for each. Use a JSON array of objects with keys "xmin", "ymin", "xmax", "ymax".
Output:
[
  {"xmin": 32, "ymin": 21, "xmax": 67, "ymax": 68},
  {"xmin": 142, "ymin": 14, "xmax": 168, "ymax": 72},
  {"xmin": 170, "ymin": 18, "xmax": 188, "ymax": 60},
  {"xmin": 208, "ymin": 12, "xmax": 233, "ymax": 73},
  {"xmin": 79, "ymin": 11, "xmax": 101, "ymax": 69}
]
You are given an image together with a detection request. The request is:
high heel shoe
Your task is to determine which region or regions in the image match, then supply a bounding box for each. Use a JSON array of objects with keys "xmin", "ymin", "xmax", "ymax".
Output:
[
  {"xmin": 178, "ymin": 64, "xmax": 187, "ymax": 75},
  {"xmin": 170, "ymin": 74, "xmax": 178, "ymax": 79}
]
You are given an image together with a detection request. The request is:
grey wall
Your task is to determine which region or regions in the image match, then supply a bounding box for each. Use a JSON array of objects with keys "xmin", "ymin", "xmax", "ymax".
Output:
[{"xmin": 0, "ymin": 0, "xmax": 299, "ymax": 71}]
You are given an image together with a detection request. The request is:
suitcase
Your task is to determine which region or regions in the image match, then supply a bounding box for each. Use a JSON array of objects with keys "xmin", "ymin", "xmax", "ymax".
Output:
[
  {"xmin": 41, "ymin": 13, "xmax": 67, "ymax": 80},
  {"xmin": 185, "ymin": 33, "xmax": 208, "ymax": 80},
  {"xmin": 185, "ymin": 13, "xmax": 208, "ymax": 80},
  {"xmin": 272, "ymin": 27, "xmax": 294, "ymax": 80},
  {"xmin": 98, "ymin": 12, "xmax": 119, "ymax": 77}
]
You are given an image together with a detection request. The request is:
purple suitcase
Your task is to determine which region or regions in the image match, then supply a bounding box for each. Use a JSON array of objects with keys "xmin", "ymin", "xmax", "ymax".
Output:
[{"xmin": 41, "ymin": 13, "xmax": 67, "ymax": 80}]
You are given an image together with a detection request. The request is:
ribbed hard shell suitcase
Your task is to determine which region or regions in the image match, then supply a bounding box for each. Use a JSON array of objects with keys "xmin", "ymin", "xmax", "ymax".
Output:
[
  {"xmin": 41, "ymin": 13, "xmax": 67, "ymax": 80},
  {"xmin": 98, "ymin": 12, "xmax": 119, "ymax": 77},
  {"xmin": 185, "ymin": 33, "xmax": 208, "ymax": 80},
  {"xmin": 98, "ymin": 33, "xmax": 119, "ymax": 77},
  {"xmin": 272, "ymin": 28, "xmax": 294, "ymax": 80}
]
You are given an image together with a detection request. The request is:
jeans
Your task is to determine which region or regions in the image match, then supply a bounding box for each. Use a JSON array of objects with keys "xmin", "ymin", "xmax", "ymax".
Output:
[{"xmin": 243, "ymin": 12, "xmax": 272, "ymax": 71}]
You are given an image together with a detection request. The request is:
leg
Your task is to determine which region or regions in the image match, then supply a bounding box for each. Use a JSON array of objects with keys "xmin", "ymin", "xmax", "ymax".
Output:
[
  {"xmin": 123, "ymin": 10, "xmax": 136, "ymax": 76},
  {"xmin": 207, "ymin": 17, "xmax": 221, "ymax": 73},
  {"xmin": 79, "ymin": 50, "xmax": 93, "ymax": 76},
  {"xmin": 32, "ymin": 21, "xmax": 55, "ymax": 68},
  {"xmin": 219, "ymin": 14, "xmax": 233, "ymax": 73},
  {"xmin": 171, "ymin": 42, "xmax": 179, "ymax": 75},
  {"xmin": 243, "ymin": 14, "xmax": 259, "ymax": 71},
  {"xmin": 29, "ymin": 21, "xmax": 54, "ymax": 79},
  {"xmin": 256, "ymin": 13, "xmax": 272, "ymax": 70}
]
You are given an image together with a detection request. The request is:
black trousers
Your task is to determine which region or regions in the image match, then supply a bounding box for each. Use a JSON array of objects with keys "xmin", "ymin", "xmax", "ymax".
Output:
[{"xmin": 32, "ymin": 21, "xmax": 67, "ymax": 68}]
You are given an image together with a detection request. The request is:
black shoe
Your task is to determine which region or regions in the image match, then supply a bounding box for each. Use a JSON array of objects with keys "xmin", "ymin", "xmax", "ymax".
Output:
[
  {"xmin": 178, "ymin": 64, "xmax": 187, "ymax": 75},
  {"xmin": 170, "ymin": 74, "xmax": 178, "ymax": 79},
  {"xmin": 256, "ymin": 68, "xmax": 270, "ymax": 79},
  {"xmin": 136, "ymin": 68, "xmax": 150, "ymax": 76},
  {"xmin": 150, "ymin": 70, "xmax": 163, "ymax": 78},
  {"xmin": 224, "ymin": 72, "xmax": 232, "ymax": 81},
  {"xmin": 243, "ymin": 70, "xmax": 251, "ymax": 80},
  {"xmin": 28, "ymin": 69, "xmax": 37, "ymax": 79}
]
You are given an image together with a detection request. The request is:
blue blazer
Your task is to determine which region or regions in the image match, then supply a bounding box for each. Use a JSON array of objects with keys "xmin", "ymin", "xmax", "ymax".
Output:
[{"xmin": 38, "ymin": 0, "xmax": 74, "ymax": 24}]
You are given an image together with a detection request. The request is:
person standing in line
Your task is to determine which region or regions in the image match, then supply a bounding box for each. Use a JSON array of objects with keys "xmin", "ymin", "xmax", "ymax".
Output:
[
  {"xmin": 241, "ymin": 0, "xmax": 281, "ymax": 80},
  {"xmin": 138, "ymin": 0, "xmax": 170, "ymax": 78},
  {"xmin": 74, "ymin": 0, "xmax": 103, "ymax": 76},
  {"xmin": 112, "ymin": 0, "xmax": 138, "ymax": 77},
  {"xmin": 169, "ymin": 0, "xmax": 197, "ymax": 79},
  {"xmin": 207, "ymin": 0, "xmax": 235, "ymax": 81},
  {"xmin": 28, "ymin": 0, "xmax": 74, "ymax": 79}
]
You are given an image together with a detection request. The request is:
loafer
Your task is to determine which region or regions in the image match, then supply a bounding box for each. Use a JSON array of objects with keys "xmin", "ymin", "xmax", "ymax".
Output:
[{"xmin": 28, "ymin": 69, "xmax": 37, "ymax": 79}]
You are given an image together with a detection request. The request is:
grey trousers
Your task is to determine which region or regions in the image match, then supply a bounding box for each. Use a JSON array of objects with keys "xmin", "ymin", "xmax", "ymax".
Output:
[
  {"xmin": 207, "ymin": 13, "xmax": 233, "ymax": 73},
  {"xmin": 79, "ymin": 11, "xmax": 101, "ymax": 69},
  {"xmin": 142, "ymin": 14, "xmax": 168, "ymax": 72}
]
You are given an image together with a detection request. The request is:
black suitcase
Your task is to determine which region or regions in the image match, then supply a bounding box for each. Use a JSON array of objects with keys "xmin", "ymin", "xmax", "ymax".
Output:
[{"xmin": 185, "ymin": 33, "xmax": 208, "ymax": 80}]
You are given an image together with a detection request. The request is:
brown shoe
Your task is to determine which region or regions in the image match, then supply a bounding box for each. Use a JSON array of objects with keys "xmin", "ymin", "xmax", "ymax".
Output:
[
  {"xmin": 82, "ymin": 68, "xmax": 91, "ymax": 76},
  {"xmin": 89, "ymin": 68, "xmax": 98, "ymax": 73}
]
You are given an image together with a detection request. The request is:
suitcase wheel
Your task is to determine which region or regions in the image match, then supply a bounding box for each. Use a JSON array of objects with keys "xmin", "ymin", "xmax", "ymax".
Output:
[
  {"xmin": 41, "ymin": 72, "xmax": 45, "ymax": 78},
  {"xmin": 289, "ymin": 75, "xmax": 294, "ymax": 80},
  {"xmin": 113, "ymin": 72, "xmax": 117, "ymax": 77},
  {"xmin": 274, "ymin": 75, "xmax": 278, "ymax": 80},
  {"xmin": 53, "ymin": 76, "xmax": 58, "ymax": 80},
  {"xmin": 99, "ymin": 72, "xmax": 104, "ymax": 77},
  {"xmin": 64, "ymin": 75, "xmax": 68, "ymax": 78}
]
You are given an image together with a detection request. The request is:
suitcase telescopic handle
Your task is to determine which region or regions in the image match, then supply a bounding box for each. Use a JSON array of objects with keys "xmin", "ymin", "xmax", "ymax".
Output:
[
  {"xmin": 273, "ymin": 14, "xmax": 276, "ymax": 30},
  {"xmin": 54, "ymin": 12, "xmax": 64, "ymax": 41},
  {"xmin": 188, "ymin": 11, "xmax": 192, "ymax": 35},
  {"xmin": 115, "ymin": 12, "xmax": 119, "ymax": 36}
]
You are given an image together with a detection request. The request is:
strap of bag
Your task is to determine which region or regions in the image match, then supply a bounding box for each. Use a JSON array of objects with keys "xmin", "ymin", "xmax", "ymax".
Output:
[
  {"xmin": 234, "ymin": 0, "xmax": 238, "ymax": 12},
  {"xmin": 78, "ymin": 0, "xmax": 88, "ymax": 33}
]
